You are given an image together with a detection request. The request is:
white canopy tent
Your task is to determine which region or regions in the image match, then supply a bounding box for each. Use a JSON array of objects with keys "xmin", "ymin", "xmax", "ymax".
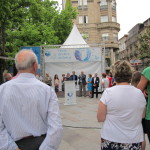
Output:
[
  {"xmin": 62, "ymin": 24, "xmax": 89, "ymax": 48},
  {"xmin": 44, "ymin": 24, "xmax": 104, "ymax": 90}
]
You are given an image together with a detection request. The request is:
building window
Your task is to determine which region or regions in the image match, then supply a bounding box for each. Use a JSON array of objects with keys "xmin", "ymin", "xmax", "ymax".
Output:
[
  {"xmin": 112, "ymin": 0, "xmax": 116, "ymax": 10},
  {"xmin": 79, "ymin": 16, "xmax": 88, "ymax": 24},
  {"xmin": 100, "ymin": 0, "xmax": 108, "ymax": 10},
  {"xmin": 102, "ymin": 33, "xmax": 109, "ymax": 41},
  {"xmin": 84, "ymin": 16, "xmax": 88, "ymax": 23},
  {"xmin": 101, "ymin": 16, "xmax": 108, "ymax": 22},
  {"xmin": 79, "ymin": 16, "xmax": 83, "ymax": 24},
  {"xmin": 83, "ymin": 0, "xmax": 87, "ymax": 6},
  {"xmin": 78, "ymin": 0, "xmax": 88, "ymax": 9},
  {"xmin": 100, "ymin": 0, "xmax": 107, "ymax": 6},
  {"xmin": 113, "ymin": 33, "xmax": 118, "ymax": 41},
  {"xmin": 112, "ymin": 16, "xmax": 116, "ymax": 22},
  {"xmin": 78, "ymin": 0, "xmax": 82, "ymax": 6}
]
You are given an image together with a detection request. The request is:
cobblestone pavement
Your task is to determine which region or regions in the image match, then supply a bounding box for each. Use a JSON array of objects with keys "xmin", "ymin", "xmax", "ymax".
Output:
[{"xmin": 58, "ymin": 96, "xmax": 150, "ymax": 150}]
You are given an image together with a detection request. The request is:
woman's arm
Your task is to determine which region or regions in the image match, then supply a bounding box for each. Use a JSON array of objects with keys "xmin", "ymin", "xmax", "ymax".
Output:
[
  {"xmin": 142, "ymin": 107, "xmax": 146, "ymax": 118},
  {"xmin": 137, "ymin": 75, "xmax": 148, "ymax": 92},
  {"xmin": 97, "ymin": 101, "xmax": 107, "ymax": 122},
  {"xmin": 102, "ymin": 81, "xmax": 105, "ymax": 88}
]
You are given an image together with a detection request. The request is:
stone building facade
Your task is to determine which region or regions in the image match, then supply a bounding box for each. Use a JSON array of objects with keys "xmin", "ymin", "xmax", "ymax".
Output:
[
  {"xmin": 118, "ymin": 18, "xmax": 150, "ymax": 71},
  {"xmin": 63, "ymin": 0, "xmax": 120, "ymax": 72},
  {"xmin": 118, "ymin": 35, "xmax": 128, "ymax": 60}
]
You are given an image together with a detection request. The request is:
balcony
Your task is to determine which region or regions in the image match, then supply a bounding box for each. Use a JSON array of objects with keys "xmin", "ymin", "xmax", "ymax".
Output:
[
  {"xmin": 77, "ymin": 23, "xmax": 97, "ymax": 29},
  {"xmin": 78, "ymin": 6, "xmax": 82, "ymax": 10},
  {"xmin": 78, "ymin": 5, "xmax": 88, "ymax": 10},
  {"xmin": 112, "ymin": 6, "xmax": 116, "ymax": 11},
  {"xmin": 105, "ymin": 52, "xmax": 111, "ymax": 58},
  {"xmin": 100, "ymin": 5, "xmax": 108, "ymax": 10},
  {"xmin": 97, "ymin": 22, "xmax": 120, "ymax": 31},
  {"xmin": 104, "ymin": 41, "xmax": 119, "ymax": 49},
  {"xmin": 83, "ymin": 5, "xmax": 88, "ymax": 10}
]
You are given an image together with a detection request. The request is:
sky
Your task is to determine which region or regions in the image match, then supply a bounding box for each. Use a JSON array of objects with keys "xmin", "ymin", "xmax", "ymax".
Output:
[
  {"xmin": 56, "ymin": 0, "xmax": 150, "ymax": 39},
  {"xmin": 117, "ymin": 0, "xmax": 150, "ymax": 39}
]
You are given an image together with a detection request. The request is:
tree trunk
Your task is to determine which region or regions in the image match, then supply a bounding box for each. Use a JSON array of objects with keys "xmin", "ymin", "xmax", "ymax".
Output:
[
  {"xmin": 0, "ymin": 59, "xmax": 6, "ymax": 84},
  {"xmin": 0, "ymin": 22, "xmax": 6, "ymax": 84},
  {"xmin": 0, "ymin": 22, "xmax": 6, "ymax": 55}
]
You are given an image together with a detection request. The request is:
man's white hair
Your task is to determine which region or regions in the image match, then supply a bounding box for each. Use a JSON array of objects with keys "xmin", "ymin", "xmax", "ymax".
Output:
[{"xmin": 15, "ymin": 50, "xmax": 38, "ymax": 70}]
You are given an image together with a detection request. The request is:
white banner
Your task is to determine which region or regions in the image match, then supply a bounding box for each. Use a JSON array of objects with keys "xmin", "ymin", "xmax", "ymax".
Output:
[{"xmin": 44, "ymin": 47, "xmax": 101, "ymax": 62}]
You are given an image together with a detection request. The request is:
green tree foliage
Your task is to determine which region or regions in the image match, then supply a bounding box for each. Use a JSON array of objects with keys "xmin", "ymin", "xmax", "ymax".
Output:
[
  {"xmin": 0, "ymin": 0, "xmax": 77, "ymax": 83},
  {"xmin": 5, "ymin": 0, "xmax": 77, "ymax": 56},
  {"xmin": 137, "ymin": 26, "xmax": 150, "ymax": 59},
  {"xmin": 52, "ymin": 6, "xmax": 77, "ymax": 44},
  {"xmin": 65, "ymin": 0, "xmax": 71, "ymax": 9}
]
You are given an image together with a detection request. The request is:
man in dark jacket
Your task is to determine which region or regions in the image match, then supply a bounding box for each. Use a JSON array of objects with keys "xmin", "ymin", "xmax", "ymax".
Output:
[
  {"xmin": 70, "ymin": 71, "xmax": 78, "ymax": 85},
  {"xmin": 78, "ymin": 71, "xmax": 86, "ymax": 97},
  {"xmin": 91, "ymin": 73, "xmax": 99, "ymax": 98}
]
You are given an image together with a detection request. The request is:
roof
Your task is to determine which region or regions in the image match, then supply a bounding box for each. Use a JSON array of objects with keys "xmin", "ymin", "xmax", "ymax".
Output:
[{"xmin": 62, "ymin": 24, "xmax": 89, "ymax": 48}]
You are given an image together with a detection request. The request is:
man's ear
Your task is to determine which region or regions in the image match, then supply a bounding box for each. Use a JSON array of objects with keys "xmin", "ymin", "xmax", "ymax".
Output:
[{"xmin": 33, "ymin": 62, "xmax": 38, "ymax": 73}]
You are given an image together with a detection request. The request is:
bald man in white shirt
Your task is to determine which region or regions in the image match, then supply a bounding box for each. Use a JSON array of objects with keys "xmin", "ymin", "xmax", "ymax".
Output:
[{"xmin": 0, "ymin": 50, "xmax": 63, "ymax": 150}]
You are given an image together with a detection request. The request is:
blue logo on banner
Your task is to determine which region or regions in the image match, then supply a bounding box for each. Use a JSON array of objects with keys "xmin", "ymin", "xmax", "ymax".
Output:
[
  {"xmin": 45, "ymin": 51, "xmax": 51, "ymax": 57},
  {"xmin": 74, "ymin": 48, "xmax": 91, "ymax": 62}
]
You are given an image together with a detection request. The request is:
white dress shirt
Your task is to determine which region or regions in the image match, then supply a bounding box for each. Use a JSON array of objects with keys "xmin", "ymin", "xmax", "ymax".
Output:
[
  {"xmin": 0, "ymin": 73, "xmax": 63, "ymax": 150},
  {"xmin": 94, "ymin": 77, "xmax": 96, "ymax": 84}
]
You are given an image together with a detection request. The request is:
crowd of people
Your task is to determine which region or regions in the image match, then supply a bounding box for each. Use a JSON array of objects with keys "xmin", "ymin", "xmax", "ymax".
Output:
[
  {"xmin": 0, "ymin": 49, "xmax": 150, "ymax": 150},
  {"xmin": 33, "ymin": 71, "xmax": 114, "ymax": 98},
  {"xmin": 97, "ymin": 60, "xmax": 150, "ymax": 150}
]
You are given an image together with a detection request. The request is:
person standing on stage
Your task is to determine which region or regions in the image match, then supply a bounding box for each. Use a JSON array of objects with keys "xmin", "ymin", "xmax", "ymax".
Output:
[
  {"xmin": 44, "ymin": 73, "xmax": 52, "ymax": 86},
  {"xmin": 70, "ymin": 71, "xmax": 78, "ymax": 85},
  {"xmin": 61, "ymin": 74, "xmax": 66, "ymax": 91},
  {"xmin": 91, "ymin": 73, "xmax": 99, "ymax": 98},
  {"xmin": 78, "ymin": 71, "xmax": 86, "ymax": 97},
  {"xmin": 54, "ymin": 74, "xmax": 60, "ymax": 95},
  {"xmin": 87, "ymin": 74, "xmax": 92, "ymax": 97}
]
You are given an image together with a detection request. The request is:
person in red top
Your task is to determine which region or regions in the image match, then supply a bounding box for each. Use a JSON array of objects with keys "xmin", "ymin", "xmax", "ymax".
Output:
[{"xmin": 107, "ymin": 72, "xmax": 113, "ymax": 87}]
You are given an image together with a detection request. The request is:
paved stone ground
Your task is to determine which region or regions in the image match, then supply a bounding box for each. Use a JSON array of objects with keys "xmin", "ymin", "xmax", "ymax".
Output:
[{"xmin": 58, "ymin": 96, "xmax": 150, "ymax": 150}]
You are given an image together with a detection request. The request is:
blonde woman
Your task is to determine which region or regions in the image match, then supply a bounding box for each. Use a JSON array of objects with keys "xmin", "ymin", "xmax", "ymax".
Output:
[{"xmin": 87, "ymin": 74, "xmax": 92, "ymax": 97}]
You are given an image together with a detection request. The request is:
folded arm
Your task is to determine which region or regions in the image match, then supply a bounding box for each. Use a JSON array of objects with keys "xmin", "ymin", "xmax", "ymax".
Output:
[
  {"xmin": 137, "ymin": 75, "xmax": 148, "ymax": 92},
  {"xmin": 0, "ymin": 115, "xmax": 18, "ymax": 150}
]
